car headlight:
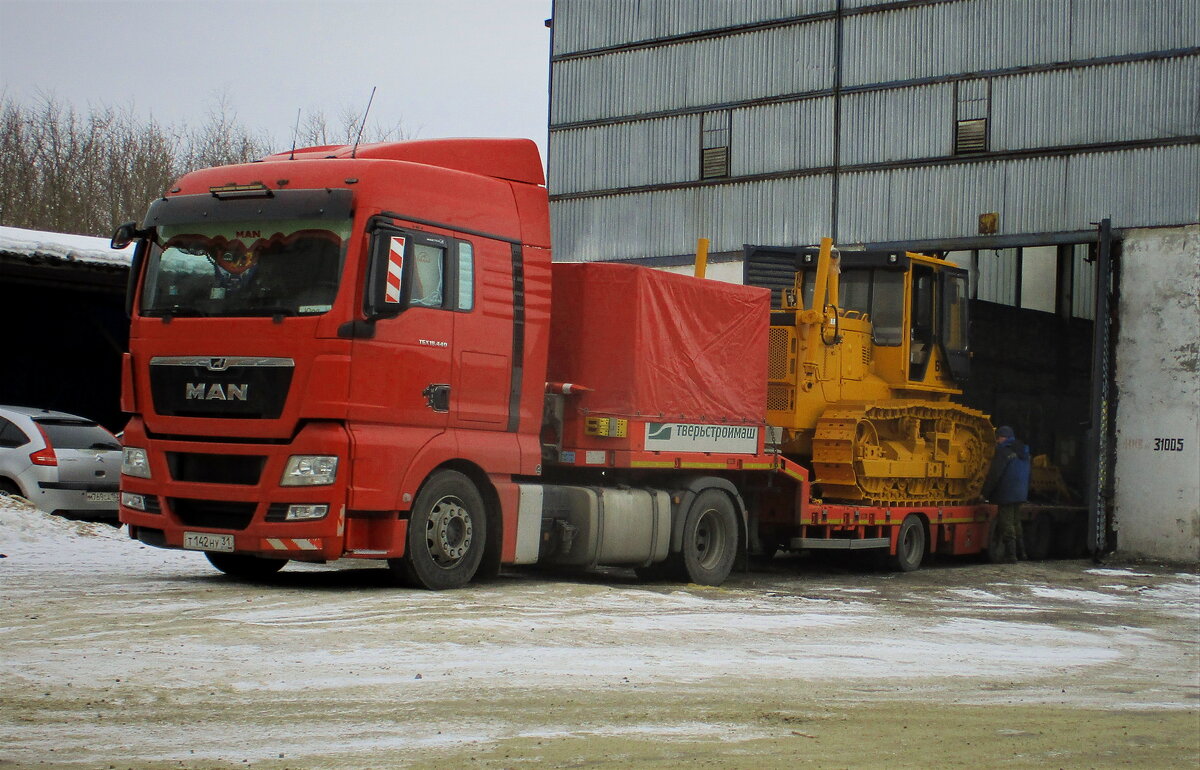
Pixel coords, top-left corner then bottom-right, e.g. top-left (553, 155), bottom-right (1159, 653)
top-left (281, 455), bottom-right (338, 486)
top-left (122, 447), bottom-right (151, 479)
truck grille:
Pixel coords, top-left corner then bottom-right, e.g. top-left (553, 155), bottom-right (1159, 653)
top-left (169, 498), bottom-right (256, 530)
top-left (166, 452), bottom-right (265, 485)
top-left (149, 357), bottom-right (294, 419)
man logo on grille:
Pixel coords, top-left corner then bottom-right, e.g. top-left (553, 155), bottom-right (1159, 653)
top-left (186, 383), bottom-right (249, 401)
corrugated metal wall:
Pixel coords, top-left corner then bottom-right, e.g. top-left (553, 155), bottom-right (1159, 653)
top-left (836, 145), bottom-right (1199, 244)
top-left (551, 21), bottom-right (836, 125)
top-left (551, 0), bottom-right (835, 56)
top-left (548, 0), bottom-right (1200, 261)
top-left (552, 175), bottom-right (834, 262)
top-left (991, 58), bottom-right (1200, 150)
top-left (551, 116), bottom-right (699, 194)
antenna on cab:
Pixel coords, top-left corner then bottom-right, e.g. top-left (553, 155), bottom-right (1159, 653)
top-left (351, 87), bottom-right (377, 159)
top-left (288, 108), bottom-right (302, 160)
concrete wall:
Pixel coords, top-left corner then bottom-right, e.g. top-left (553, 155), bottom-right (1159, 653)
top-left (1113, 225), bottom-right (1200, 563)
top-left (654, 260), bottom-right (744, 285)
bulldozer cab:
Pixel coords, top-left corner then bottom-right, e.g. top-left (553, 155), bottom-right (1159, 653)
top-left (747, 239), bottom-right (991, 505)
top-left (768, 243), bottom-right (971, 394)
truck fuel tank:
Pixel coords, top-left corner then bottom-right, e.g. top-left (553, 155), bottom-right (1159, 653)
top-left (526, 485), bottom-right (672, 568)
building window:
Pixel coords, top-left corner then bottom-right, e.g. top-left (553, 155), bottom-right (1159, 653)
top-left (954, 79), bottom-right (990, 155)
top-left (700, 111), bottom-right (731, 179)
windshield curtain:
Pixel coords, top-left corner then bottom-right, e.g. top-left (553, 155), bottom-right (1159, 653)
top-left (141, 219), bottom-right (350, 317)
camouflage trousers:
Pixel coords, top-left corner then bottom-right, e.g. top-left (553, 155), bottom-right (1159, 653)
top-left (996, 503), bottom-right (1024, 540)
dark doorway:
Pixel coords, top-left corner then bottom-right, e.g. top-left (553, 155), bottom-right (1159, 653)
top-left (0, 262), bottom-right (128, 433)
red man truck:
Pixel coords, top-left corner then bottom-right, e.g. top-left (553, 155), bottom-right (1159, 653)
top-left (112, 138), bottom-right (1014, 589)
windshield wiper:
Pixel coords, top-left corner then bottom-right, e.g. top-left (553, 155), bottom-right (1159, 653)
top-left (145, 306), bottom-right (210, 318)
top-left (240, 306), bottom-right (297, 317)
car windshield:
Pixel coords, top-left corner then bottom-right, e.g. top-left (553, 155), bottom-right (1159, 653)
top-left (36, 419), bottom-right (121, 450)
top-left (141, 219), bottom-right (349, 317)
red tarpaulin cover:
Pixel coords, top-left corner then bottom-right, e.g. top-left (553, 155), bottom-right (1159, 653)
top-left (548, 262), bottom-right (769, 425)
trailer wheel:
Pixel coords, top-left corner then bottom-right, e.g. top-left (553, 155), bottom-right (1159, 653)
top-left (205, 552), bottom-right (288, 579)
top-left (679, 489), bottom-right (738, 586)
top-left (889, 515), bottom-right (926, 572)
top-left (392, 470), bottom-right (485, 590)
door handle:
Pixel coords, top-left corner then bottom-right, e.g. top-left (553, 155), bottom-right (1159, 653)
top-left (422, 384), bottom-right (450, 412)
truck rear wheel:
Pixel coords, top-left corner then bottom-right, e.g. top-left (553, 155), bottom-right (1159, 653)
top-left (679, 489), bottom-right (738, 586)
top-left (888, 515), bottom-right (926, 572)
top-left (392, 470), bottom-right (485, 590)
top-left (205, 552), bottom-right (288, 579)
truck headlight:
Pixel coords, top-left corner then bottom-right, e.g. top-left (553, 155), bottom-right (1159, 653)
top-left (121, 492), bottom-right (147, 511)
top-left (122, 447), bottom-right (151, 479)
top-left (281, 455), bottom-right (338, 486)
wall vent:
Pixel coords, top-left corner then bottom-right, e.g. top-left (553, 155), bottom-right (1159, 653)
top-left (701, 146), bottom-right (729, 179)
top-left (955, 118), bottom-right (988, 154)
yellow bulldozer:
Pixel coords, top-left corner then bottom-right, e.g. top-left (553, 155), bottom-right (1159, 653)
top-left (764, 238), bottom-right (993, 505)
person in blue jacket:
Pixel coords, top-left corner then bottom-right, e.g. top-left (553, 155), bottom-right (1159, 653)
top-left (982, 425), bottom-right (1032, 562)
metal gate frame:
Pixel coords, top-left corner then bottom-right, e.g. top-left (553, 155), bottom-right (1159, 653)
top-left (743, 224), bottom-right (1121, 557)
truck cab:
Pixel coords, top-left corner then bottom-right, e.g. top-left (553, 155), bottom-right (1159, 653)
top-left (116, 139), bottom-right (551, 588)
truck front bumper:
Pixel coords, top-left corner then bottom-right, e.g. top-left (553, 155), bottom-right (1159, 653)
top-left (118, 418), bottom-right (349, 561)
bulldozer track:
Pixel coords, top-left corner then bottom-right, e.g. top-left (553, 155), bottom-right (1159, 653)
top-left (812, 401), bottom-right (993, 506)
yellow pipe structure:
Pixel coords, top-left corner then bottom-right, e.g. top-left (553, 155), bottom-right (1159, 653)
top-left (809, 237), bottom-right (834, 314)
top-left (693, 237), bottom-right (710, 279)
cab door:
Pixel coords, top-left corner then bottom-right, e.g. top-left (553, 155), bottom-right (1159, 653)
top-left (350, 224), bottom-right (454, 431)
top-left (449, 237), bottom-right (514, 430)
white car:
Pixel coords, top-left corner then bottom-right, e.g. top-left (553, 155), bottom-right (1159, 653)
top-left (0, 405), bottom-right (122, 523)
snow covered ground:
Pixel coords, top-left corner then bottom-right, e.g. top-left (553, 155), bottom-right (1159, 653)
top-left (2, 497), bottom-right (1198, 768)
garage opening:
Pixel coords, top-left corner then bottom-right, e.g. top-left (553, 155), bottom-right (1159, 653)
top-left (744, 227), bottom-right (1116, 558)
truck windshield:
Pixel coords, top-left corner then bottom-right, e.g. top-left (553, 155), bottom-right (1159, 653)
top-left (140, 219), bottom-right (350, 317)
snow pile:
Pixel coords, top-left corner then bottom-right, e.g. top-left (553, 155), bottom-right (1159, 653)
top-left (0, 496), bottom-right (204, 579)
top-left (0, 497), bottom-right (122, 544)
top-left (0, 224), bottom-right (134, 267)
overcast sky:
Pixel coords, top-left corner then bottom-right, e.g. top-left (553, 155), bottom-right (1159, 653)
top-left (1, 0), bottom-right (553, 159)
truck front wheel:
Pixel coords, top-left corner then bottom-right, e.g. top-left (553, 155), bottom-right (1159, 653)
top-left (392, 470), bottom-right (485, 590)
top-left (205, 552), bottom-right (288, 579)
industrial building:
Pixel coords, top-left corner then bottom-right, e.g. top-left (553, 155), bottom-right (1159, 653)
top-left (546, 0), bottom-right (1200, 561)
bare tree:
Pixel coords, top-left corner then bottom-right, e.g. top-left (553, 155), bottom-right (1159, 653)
top-left (0, 92), bottom-right (415, 237)
top-left (295, 103), bottom-right (416, 148)
top-left (174, 92), bottom-right (271, 172)
top-left (0, 93), bottom-right (268, 236)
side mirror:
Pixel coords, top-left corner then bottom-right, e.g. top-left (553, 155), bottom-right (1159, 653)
top-left (364, 231), bottom-right (408, 319)
top-left (111, 222), bottom-right (139, 250)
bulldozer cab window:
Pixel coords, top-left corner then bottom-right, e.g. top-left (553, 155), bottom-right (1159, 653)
top-left (840, 270), bottom-right (871, 314)
top-left (940, 269), bottom-right (971, 381)
top-left (872, 271), bottom-right (905, 346)
top-left (838, 268), bottom-right (905, 346)
top-left (909, 265), bottom-right (936, 378)
top-left (942, 272), bottom-right (968, 354)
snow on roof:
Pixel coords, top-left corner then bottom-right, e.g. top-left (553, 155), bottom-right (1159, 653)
top-left (0, 225), bottom-right (134, 268)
